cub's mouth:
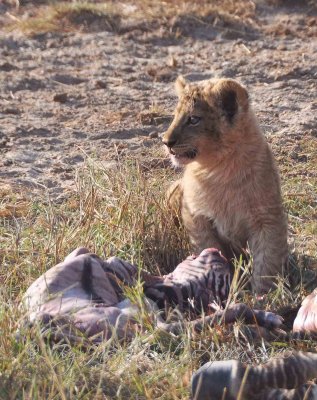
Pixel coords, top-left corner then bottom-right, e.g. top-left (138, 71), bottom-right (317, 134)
top-left (169, 148), bottom-right (198, 160)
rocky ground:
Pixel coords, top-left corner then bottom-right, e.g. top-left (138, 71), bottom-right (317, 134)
top-left (0, 0), bottom-right (316, 200)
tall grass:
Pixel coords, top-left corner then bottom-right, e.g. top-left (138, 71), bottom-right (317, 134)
top-left (0, 157), bottom-right (192, 399)
top-left (0, 155), bottom-right (316, 399)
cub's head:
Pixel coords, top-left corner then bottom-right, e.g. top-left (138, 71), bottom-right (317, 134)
top-left (163, 76), bottom-right (250, 166)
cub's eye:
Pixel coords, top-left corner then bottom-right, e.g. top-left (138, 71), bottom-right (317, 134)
top-left (187, 116), bottom-right (201, 126)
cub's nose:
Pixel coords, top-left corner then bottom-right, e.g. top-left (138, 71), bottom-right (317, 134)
top-left (162, 138), bottom-right (177, 148)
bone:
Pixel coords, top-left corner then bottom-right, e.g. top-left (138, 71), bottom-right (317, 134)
top-left (191, 352), bottom-right (317, 400)
top-left (293, 290), bottom-right (317, 334)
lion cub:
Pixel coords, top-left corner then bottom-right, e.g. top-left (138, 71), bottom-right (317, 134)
top-left (163, 76), bottom-right (288, 294)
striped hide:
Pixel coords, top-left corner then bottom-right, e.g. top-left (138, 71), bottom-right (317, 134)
top-left (144, 248), bottom-right (233, 313)
top-left (192, 351), bottom-right (317, 400)
top-left (22, 247), bottom-right (283, 344)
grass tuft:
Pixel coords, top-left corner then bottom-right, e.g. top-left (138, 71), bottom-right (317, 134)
top-left (11, 2), bottom-right (121, 34)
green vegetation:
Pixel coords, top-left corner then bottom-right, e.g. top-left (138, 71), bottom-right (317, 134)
top-left (0, 149), bottom-right (316, 399)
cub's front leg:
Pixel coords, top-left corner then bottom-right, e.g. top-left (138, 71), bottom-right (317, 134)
top-left (248, 217), bottom-right (288, 294)
top-left (166, 180), bottom-right (232, 258)
top-left (181, 202), bottom-right (232, 259)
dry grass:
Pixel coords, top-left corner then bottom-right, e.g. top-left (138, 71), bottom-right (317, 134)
top-left (9, 2), bottom-right (121, 34)
top-left (0, 150), bottom-right (316, 399)
top-left (265, 0), bottom-right (316, 8)
top-left (5, 0), bottom-right (317, 38)
top-left (280, 136), bottom-right (317, 257)
top-left (7, 0), bottom-right (258, 36)
top-left (0, 156), bottom-right (192, 399)
top-left (127, 0), bottom-right (257, 21)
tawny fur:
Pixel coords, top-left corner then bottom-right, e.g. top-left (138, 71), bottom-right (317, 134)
top-left (163, 77), bottom-right (288, 293)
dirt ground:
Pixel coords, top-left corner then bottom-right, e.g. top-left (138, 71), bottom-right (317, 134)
top-left (0, 0), bottom-right (316, 200)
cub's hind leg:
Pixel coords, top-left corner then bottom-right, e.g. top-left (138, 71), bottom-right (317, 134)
top-left (248, 217), bottom-right (288, 294)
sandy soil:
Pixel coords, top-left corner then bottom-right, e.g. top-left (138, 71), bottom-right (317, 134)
top-left (0, 0), bottom-right (316, 199)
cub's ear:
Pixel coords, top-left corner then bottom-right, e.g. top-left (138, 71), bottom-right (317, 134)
top-left (213, 79), bottom-right (249, 123)
top-left (175, 75), bottom-right (188, 98)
